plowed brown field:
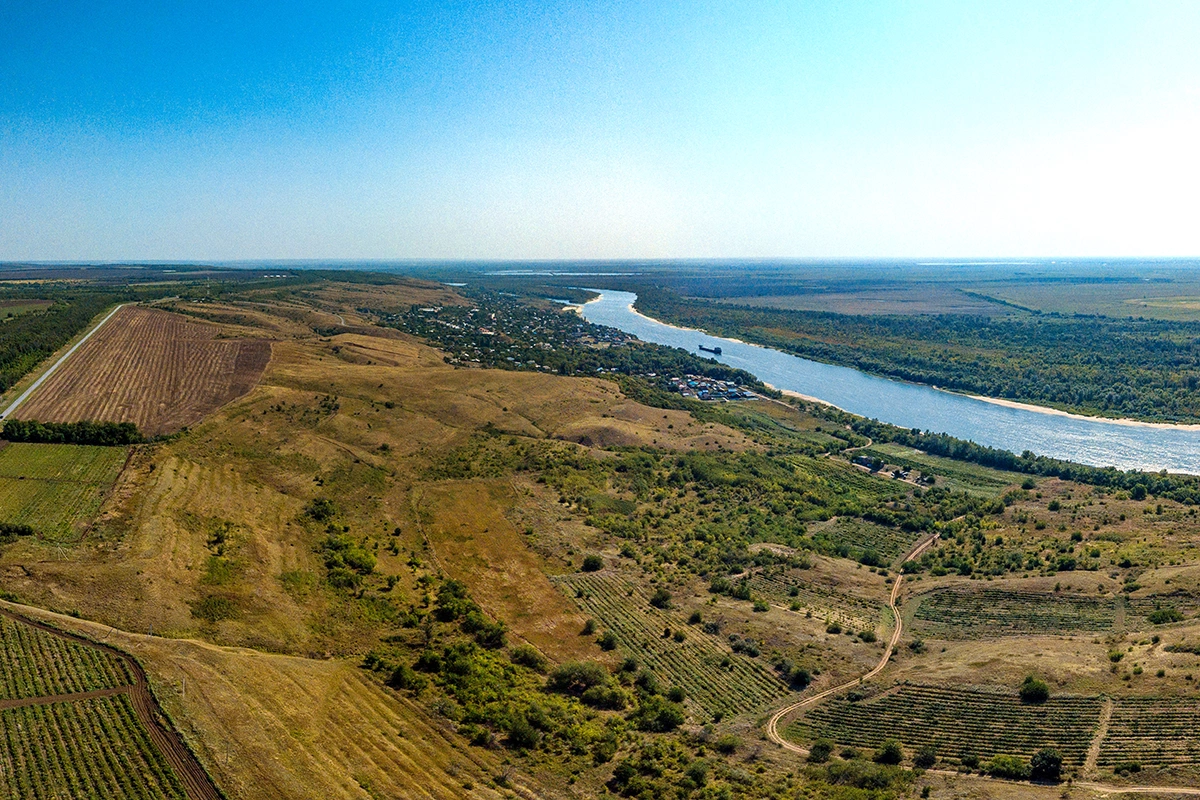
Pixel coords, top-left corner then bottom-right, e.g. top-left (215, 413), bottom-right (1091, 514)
top-left (14, 307), bottom-right (270, 436)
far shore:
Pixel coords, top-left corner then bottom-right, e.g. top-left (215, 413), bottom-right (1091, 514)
top-left (579, 289), bottom-right (1200, 434)
top-left (961, 392), bottom-right (1200, 431)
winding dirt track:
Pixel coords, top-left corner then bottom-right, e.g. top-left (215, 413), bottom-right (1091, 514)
top-left (0, 605), bottom-right (222, 800)
top-left (762, 533), bottom-right (1200, 797)
top-left (765, 531), bottom-right (939, 752)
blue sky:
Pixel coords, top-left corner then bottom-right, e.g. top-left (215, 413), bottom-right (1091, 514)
top-left (2, 1), bottom-right (1199, 260)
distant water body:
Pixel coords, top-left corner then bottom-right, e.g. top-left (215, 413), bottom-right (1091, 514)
top-left (581, 290), bottom-right (1200, 474)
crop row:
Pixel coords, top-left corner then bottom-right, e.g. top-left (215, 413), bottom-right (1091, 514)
top-left (0, 694), bottom-right (187, 799)
top-left (0, 616), bottom-right (131, 700)
top-left (811, 518), bottom-right (918, 562)
top-left (749, 571), bottom-right (880, 631)
top-left (557, 573), bottom-right (791, 717)
top-left (912, 588), bottom-right (1118, 637)
top-left (1127, 593), bottom-right (1200, 620)
top-left (1098, 697), bottom-right (1200, 766)
top-left (0, 444), bottom-right (127, 484)
top-left (787, 684), bottom-right (1102, 765)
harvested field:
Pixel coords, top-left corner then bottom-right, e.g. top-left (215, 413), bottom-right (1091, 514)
top-left (14, 307), bottom-right (270, 436)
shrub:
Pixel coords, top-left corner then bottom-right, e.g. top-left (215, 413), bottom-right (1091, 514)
top-left (1029, 748), bottom-right (1062, 782)
top-left (913, 745), bottom-right (936, 769)
top-left (986, 754), bottom-right (1029, 780)
top-left (714, 734), bottom-right (741, 754)
top-left (1019, 675), bottom-right (1050, 704)
top-left (808, 740), bottom-right (833, 763)
top-left (1149, 608), bottom-right (1184, 624)
top-left (684, 760), bottom-right (709, 787)
top-left (753, 600), bottom-right (770, 612)
top-left (649, 588), bottom-right (672, 609)
top-left (581, 618), bottom-right (596, 635)
top-left (859, 630), bottom-right (877, 643)
top-left (632, 695), bottom-right (685, 732)
top-left (788, 667), bottom-right (813, 689)
top-left (414, 650), bottom-right (442, 672)
top-left (305, 497), bottom-right (336, 521)
top-left (190, 595), bottom-right (237, 622)
top-left (874, 738), bottom-right (903, 765)
top-left (387, 664), bottom-right (427, 692)
top-left (581, 554), bottom-right (604, 572)
top-left (820, 760), bottom-right (906, 790)
top-left (581, 684), bottom-right (628, 710)
top-left (547, 661), bottom-right (609, 695)
top-left (504, 715), bottom-right (540, 750)
top-left (509, 644), bottom-right (548, 672)
top-left (597, 631), bottom-right (618, 650)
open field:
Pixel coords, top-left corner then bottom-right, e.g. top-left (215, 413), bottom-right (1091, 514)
top-left (715, 285), bottom-right (1011, 316)
top-left (0, 299), bottom-right (53, 318)
top-left (969, 278), bottom-right (1200, 321)
top-left (417, 478), bottom-right (597, 663)
top-left (13, 307), bottom-right (271, 436)
top-left (786, 683), bottom-right (1104, 767)
top-left (0, 443), bottom-right (127, 542)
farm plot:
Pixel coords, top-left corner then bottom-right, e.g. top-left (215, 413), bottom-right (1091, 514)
top-left (1127, 593), bottom-right (1200, 625)
top-left (787, 684), bottom-right (1103, 766)
top-left (555, 572), bottom-right (792, 717)
top-left (749, 570), bottom-right (882, 632)
top-left (13, 307), bottom-right (271, 436)
top-left (860, 444), bottom-right (1018, 496)
top-left (1097, 697), bottom-right (1200, 768)
top-left (911, 587), bottom-right (1119, 638)
top-left (0, 614), bottom-right (130, 700)
top-left (807, 517), bottom-right (921, 564)
top-left (0, 694), bottom-right (187, 799)
top-left (0, 444), bottom-right (127, 542)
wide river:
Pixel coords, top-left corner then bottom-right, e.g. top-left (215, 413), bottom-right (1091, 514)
top-left (580, 290), bottom-right (1200, 474)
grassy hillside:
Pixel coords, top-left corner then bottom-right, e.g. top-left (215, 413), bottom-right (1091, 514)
top-left (3, 273), bottom-right (1200, 796)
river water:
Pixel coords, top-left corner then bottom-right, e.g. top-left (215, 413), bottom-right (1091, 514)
top-left (580, 290), bottom-right (1200, 474)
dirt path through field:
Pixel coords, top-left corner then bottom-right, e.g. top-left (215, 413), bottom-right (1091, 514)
top-left (0, 604), bottom-right (222, 800)
top-left (765, 531), bottom-right (939, 752)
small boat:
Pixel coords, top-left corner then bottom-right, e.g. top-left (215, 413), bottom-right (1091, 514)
top-left (698, 344), bottom-right (722, 356)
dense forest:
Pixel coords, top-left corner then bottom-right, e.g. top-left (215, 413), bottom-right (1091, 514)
top-left (636, 288), bottom-right (1200, 423)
